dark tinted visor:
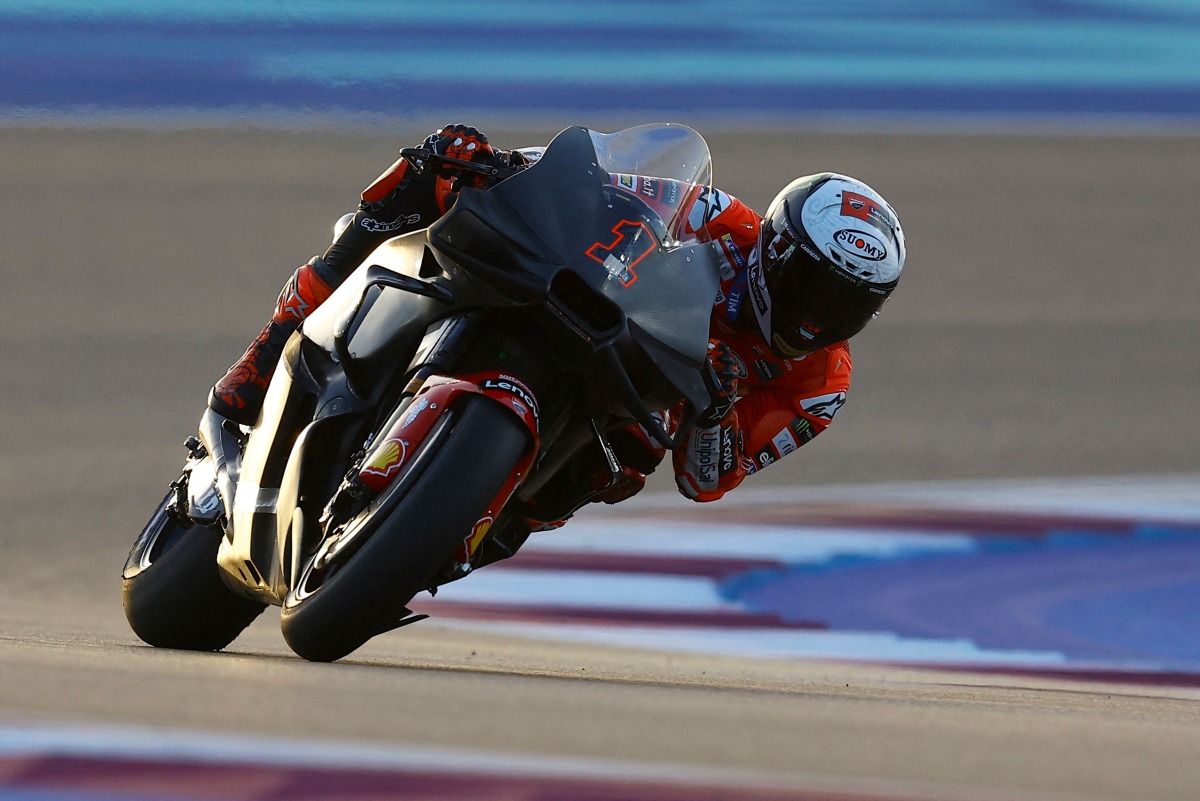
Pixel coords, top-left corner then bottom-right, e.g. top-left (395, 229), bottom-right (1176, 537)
top-left (765, 243), bottom-right (894, 355)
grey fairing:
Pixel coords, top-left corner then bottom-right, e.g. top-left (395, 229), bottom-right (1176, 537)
top-left (215, 232), bottom-right (479, 603)
top-left (301, 229), bottom-right (490, 370)
top-left (216, 358), bottom-right (298, 602)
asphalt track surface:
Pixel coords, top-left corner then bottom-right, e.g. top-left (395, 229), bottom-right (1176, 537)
top-left (2, 125), bottom-right (1200, 800)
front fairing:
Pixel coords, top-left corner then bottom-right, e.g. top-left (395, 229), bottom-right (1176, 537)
top-left (430, 124), bottom-right (722, 373)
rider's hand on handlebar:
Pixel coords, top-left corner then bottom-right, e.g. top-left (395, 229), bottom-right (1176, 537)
top-left (695, 340), bottom-right (740, 427)
top-left (420, 124), bottom-right (496, 187)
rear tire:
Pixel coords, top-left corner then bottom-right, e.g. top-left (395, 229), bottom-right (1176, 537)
top-left (122, 491), bottom-right (266, 651)
top-left (280, 395), bottom-right (529, 662)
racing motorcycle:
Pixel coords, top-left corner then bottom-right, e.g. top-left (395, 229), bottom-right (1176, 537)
top-left (122, 124), bottom-right (724, 662)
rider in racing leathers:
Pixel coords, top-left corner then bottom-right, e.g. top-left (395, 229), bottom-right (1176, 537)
top-left (203, 124), bottom-right (906, 509)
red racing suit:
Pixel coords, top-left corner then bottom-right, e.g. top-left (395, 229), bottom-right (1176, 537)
top-left (627, 177), bottom-right (853, 502)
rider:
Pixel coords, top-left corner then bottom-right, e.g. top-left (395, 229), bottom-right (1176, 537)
top-left (205, 124), bottom-right (905, 505)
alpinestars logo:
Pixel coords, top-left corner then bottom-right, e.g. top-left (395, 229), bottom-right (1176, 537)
top-left (800, 391), bottom-right (846, 421)
top-left (360, 213), bottom-right (422, 233)
top-left (279, 281), bottom-right (310, 321)
top-left (687, 187), bottom-right (731, 232)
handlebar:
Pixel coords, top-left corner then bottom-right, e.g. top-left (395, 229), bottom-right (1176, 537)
top-left (398, 147), bottom-right (523, 185)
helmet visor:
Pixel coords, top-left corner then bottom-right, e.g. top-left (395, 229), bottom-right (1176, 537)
top-left (766, 251), bottom-right (893, 355)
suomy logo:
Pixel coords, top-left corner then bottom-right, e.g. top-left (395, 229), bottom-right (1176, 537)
top-left (833, 229), bottom-right (887, 262)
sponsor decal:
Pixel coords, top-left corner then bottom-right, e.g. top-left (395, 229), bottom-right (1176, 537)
top-left (692, 426), bottom-right (721, 488)
top-left (713, 289), bottom-right (726, 307)
top-left (741, 455), bottom-right (758, 475)
top-left (361, 437), bottom-right (409, 480)
top-left (772, 427), bottom-right (799, 458)
top-left (833, 229), bottom-right (887, 262)
top-left (617, 173), bottom-right (637, 191)
top-left (773, 332), bottom-right (811, 357)
top-left (789, 416), bottom-right (816, 444)
top-left (719, 233), bottom-right (747, 274)
top-left (753, 357), bottom-right (777, 382)
top-left (720, 425), bottom-right (736, 473)
top-left (401, 397), bottom-right (431, 429)
top-left (360, 212), bottom-right (422, 233)
top-left (839, 191), bottom-right (896, 237)
top-left (799, 241), bottom-right (823, 262)
top-left (466, 515), bottom-right (494, 554)
top-left (632, 176), bottom-right (684, 206)
top-left (482, 375), bottom-right (540, 419)
top-left (663, 179), bottom-right (681, 206)
top-left (800, 391), bottom-right (847, 421)
top-left (748, 257), bottom-right (770, 318)
top-left (745, 252), bottom-right (773, 342)
top-left (726, 289), bottom-right (744, 321)
top-left (724, 272), bottom-right (748, 321)
top-left (755, 446), bottom-right (776, 468)
top-left (840, 190), bottom-right (882, 222)
top-left (511, 399), bottom-right (527, 417)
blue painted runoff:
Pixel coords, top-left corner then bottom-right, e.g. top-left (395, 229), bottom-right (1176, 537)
top-left (3, 1), bottom-right (1200, 123)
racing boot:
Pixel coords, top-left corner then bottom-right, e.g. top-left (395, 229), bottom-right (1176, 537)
top-left (208, 256), bottom-right (338, 425)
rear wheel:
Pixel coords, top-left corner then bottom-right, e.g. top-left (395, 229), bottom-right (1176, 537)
top-left (122, 489), bottom-right (266, 651)
top-left (280, 395), bottom-right (530, 662)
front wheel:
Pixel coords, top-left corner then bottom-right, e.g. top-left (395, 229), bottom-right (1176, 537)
top-left (122, 489), bottom-right (266, 651)
top-left (280, 395), bottom-right (530, 662)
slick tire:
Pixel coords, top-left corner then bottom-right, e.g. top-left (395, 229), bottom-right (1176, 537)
top-left (280, 395), bottom-right (529, 663)
top-left (122, 493), bottom-right (266, 651)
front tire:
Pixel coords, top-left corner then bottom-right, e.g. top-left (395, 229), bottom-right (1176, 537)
top-left (280, 395), bottom-right (530, 662)
top-left (122, 490), bottom-right (266, 651)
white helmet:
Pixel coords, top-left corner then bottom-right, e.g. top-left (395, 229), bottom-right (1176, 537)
top-left (749, 173), bottom-right (905, 357)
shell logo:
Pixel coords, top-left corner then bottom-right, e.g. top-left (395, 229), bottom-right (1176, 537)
top-left (361, 437), bottom-right (408, 479)
top-left (467, 515), bottom-right (494, 553)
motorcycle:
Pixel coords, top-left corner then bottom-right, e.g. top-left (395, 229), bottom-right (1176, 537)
top-left (122, 123), bottom-right (724, 662)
